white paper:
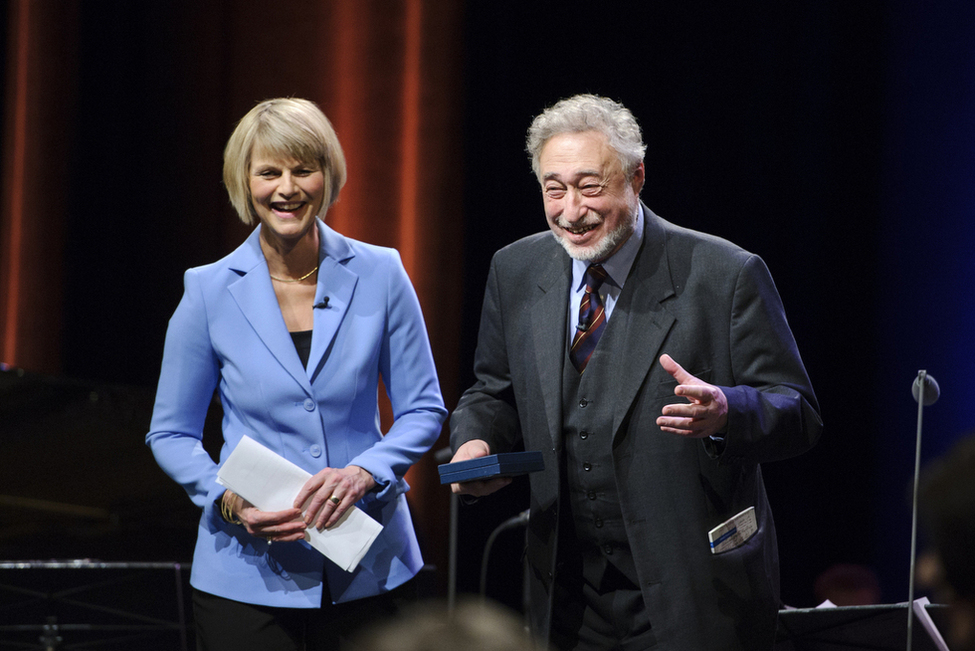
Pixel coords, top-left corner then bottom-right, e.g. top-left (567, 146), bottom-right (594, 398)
top-left (913, 597), bottom-right (950, 651)
top-left (708, 506), bottom-right (757, 554)
top-left (217, 435), bottom-right (382, 572)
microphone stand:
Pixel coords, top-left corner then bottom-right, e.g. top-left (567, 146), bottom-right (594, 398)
top-left (907, 370), bottom-right (937, 651)
top-left (433, 447), bottom-right (458, 613)
top-left (479, 510), bottom-right (530, 598)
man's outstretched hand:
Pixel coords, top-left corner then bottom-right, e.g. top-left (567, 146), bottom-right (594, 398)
top-left (656, 354), bottom-right (729, 439)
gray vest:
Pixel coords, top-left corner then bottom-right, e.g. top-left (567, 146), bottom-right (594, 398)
top-left (560, 341), bottom-right (639, 590)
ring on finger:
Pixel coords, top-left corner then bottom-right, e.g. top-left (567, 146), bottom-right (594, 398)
top-left (329, 495), bottom-right (341, 505)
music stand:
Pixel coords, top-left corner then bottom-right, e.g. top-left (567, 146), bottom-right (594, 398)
top-left (0, 560), bottom-right (191, 650)
top-left (775, 601), bottom-right (950, 651)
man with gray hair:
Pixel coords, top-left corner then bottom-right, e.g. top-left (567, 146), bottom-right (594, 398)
top-left (449, 94), bottom-right (822, 650)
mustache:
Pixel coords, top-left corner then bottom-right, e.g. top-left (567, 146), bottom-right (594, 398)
top-left (555, 214), bottom-right (601, 231)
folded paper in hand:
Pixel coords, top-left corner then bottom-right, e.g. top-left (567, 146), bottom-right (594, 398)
top-left (217, 435), bottom-right (382, 572)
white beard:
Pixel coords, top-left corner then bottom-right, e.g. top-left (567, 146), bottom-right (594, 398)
top-left (552, 212), bottom-right (635, 262)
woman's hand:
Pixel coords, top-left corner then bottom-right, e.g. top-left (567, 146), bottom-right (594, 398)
top-left (293, 465), bottom-right (377, 531)
top-left (222, 490), bottom-right (306, 543)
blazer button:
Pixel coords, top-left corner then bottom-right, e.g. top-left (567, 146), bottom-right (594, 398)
top-left (604, 544), bottom-right (614, 555)
top-left (309, 445), bottom-right (322, 458)
top-left (595, 518), bottom-right (603, 528)
top-left (587, 491), bottom-right (596, 501)
top-left (303, 398), bottom-right (316, 412)
top-left (579, 431), bottom-right (589, 440)
top-left (579, 398), bottom-right (589, 408)
top-left (583, 462), bottom-right (592, 471)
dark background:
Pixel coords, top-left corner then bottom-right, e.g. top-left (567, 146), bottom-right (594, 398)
top-left (3, 0), bottom-right (975, 619)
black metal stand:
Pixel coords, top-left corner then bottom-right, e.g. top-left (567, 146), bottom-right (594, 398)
top-left (0, 560), bottom-right (191, 650)
top-left (775, 601), bottom-right (950, 650)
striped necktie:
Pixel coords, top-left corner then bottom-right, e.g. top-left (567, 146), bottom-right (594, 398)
top-left (569, 264), bottom-right (609, 373)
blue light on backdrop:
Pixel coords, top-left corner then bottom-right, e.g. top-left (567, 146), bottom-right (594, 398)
top-left (876, 0), bottom-right (975, 599)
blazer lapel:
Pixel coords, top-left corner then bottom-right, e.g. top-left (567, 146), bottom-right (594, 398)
top-left (307, 222), bottom-right (357, 381)
top-left (610, 207), bottom-right (676, 439)
top-left (227, 228), bottom-right (312, 392)
top-left (531, 245), bottom-right (571, 449)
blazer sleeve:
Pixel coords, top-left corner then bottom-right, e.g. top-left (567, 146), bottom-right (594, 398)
top-left (346, 250), bottom-right (447, 500)
top-left (449, 253), bottom-right (522, 454)
top-left (145, 268), bottom-right (224, 516)
top-left (711, 254), bottom-right (823, 464)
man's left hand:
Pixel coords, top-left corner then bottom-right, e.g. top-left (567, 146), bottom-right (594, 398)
top-left (656, 354), bottom-right (729, 439)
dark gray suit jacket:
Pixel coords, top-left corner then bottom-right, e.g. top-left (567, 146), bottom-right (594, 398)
top-left (450, 206), bottom-right (822, 649)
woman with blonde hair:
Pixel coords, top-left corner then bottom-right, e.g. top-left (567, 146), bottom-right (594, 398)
top-left (147, 98), bottom-right (446, 650)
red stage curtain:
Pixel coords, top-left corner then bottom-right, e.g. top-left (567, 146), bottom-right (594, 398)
top-left (0, 1), bottom-right (79, 373)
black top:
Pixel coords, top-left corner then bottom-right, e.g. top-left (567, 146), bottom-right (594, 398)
top-left (290, 330), bottom-right (312, 368)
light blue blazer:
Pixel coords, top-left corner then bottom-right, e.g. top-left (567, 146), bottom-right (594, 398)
top-left (146, 219), bottom-right (446, 608)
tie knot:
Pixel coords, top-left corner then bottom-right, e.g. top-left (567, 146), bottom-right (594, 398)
top-left (585, 264), bottom-right (609, 291)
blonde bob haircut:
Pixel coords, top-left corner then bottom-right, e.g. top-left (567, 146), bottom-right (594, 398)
top-left (223, 98), bottom-right (347, 225)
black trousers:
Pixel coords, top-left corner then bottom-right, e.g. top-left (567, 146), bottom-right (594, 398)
top-left (549, 554), bottom-right (656, 651)
top-left (192, 580), bottom-right (417, 651)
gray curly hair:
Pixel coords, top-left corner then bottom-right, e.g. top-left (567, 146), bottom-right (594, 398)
top-left (526, 94), bottom-right (646, 181)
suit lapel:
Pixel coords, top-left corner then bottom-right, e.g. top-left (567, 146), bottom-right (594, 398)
top-left (531, 245), bottom-right (571, 449)
top-left (227, 228), bottom-right (312, 392)
top-left (226, 221), bottom-right (359, 394)
top-left (609, 207), bottom-right (676, 439)
top-left (307, 222), bottom-right (357, 381)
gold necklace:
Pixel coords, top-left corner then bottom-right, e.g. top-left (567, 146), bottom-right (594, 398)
top-left (269, 264), bottom-right (319, 283)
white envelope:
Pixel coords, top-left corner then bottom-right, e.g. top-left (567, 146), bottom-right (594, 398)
top-left (217, 435), bottom-right (382, 572)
